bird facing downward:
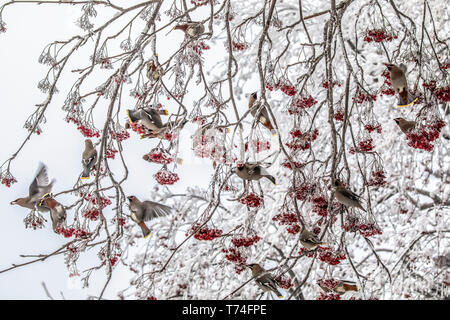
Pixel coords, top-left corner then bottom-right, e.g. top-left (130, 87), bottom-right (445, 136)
top-left (333, 179), bottom-right (366, 212)
top-left (235, 163), bottom-right (276, 185)
top-left (386, 64), bottom-right (416, 106)
top-left (81, 139), bottom-right (98, 180)
top-left (174, 22), bottom-right (205, 38)
top-left (38, 193), bottom-right (67, 233)
top-left (127, 195), bottom-right (173, 238)
top-left (300, 228), bottom-right (327, 251)
top-left (10, 162), bottom-right (55, 211)
top-left (246, 263), bottom-right (283, 298)
top-left (248, 92), bottom-right (276, 135)
top-left (394, 117), bottom-right (415, 134)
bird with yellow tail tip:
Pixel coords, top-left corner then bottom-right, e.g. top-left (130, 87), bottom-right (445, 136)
top-left (10, 162), bottom-right (55, 212)
top-left (127, 195), bottom-right (173, 239)
top-left (235, 162), bottom-right (276, 185)
top-left (318, 279), bottom-right (359, 294)
top-left (248, 92), bottom-right (277, 136)
top-left (385, 64), bottom-right (418, 107)
top-left (394, 117), bottom-right (415, 134)
top-left (81, 139), bottom-right (97, 180)
top-left (126, 107), bottom-right (169, 138)
top-left (246, 263), bottom-right (283, 299)
top-left (300, 227), bottom-right (327, 250)
top-left (38, 193), bottom-right (67, 234)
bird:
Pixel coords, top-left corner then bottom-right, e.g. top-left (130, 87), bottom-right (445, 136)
top-left (248, 92), bottom-right (276, 135)
top-left (10, 162), bottom-right (55, 211)
top-left (173, 22), bottom-right (205, 38)
top-left (146, 60), bottom-right (160, 81)
top-left (394, 117), bottom-right (415, 134)
top-left (38, 193), bottom-right (67, 233)
top-left (333, 179), bottom-right (366, 212)
top-left (235, 162), bottom-right (276, 184)
top-left (300, 228), bottom-right (327, 250)
top-left (318, 280), bottom-right (359, 294)
top-left (127, 195), bottom-right (173, 238)
top-left (386, 64), bottom-right (417, 107)
top-left (143, 118), bottom-right (188, 139)
top-left (246, 263), bottom-right (283, 298)
top-left (81, 139), bottom-right (98, 180)
top-left (126, 107), bottom-right (168, 137)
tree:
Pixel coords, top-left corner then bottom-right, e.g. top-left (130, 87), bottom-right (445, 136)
top-left (0, 0), bottom-right (448, 300)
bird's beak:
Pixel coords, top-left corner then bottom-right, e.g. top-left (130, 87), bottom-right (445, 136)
top-left (10, 201), bottom-right (16, 205)
top-left (127, 196), bottom-right (132, 201)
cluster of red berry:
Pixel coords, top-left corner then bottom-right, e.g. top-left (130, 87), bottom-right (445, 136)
top-left (275, 276), bottom-right (293, 289)
top-left (110, 130), bottom-right (130, 142)
top-left (272, 212), bottom-right (298, 225)
top-left (231, 41), bottom-right (248, 51)
top-left (105, 148), bottom-right (118, 159)
top-left (321, 81), bottom-right (342, 89)
top-left (83, 208), bottom-right (100, 221)
top-left (350, 138), bottom-right (374, 154)
top-left (367, 170), bottom-right (387, 187)
top-left (112, 217), bottom-right (127, 226)
top-left (281, 160), bottom-right (304, 170)
top-left (191, 224), bottom-right (223, 241)
top-left (147, 296), bottom-right (157, 300)
top-left (342, 216), bottom-right (382, 238)
top-left (312, 196), bottom-right (329, 217)
top-left (298, 247), bottom-right (315, 258)
top-left (287, 96), bottom-right (318, 114)
top-left (363, 29), bottom-right (397, 42)
top-left (422, 81), bottom-right (450, 102)
top-left (287, 224), bottom-right (301, 234)
top-left (154, 170), bottom-right (180, 185)
top-left (143, 151), bottom-right (174, 164)
top-left (84, 193), bottom-right (112, 208)
top-left (221, 247), bottom-right (247, 274)
top-left (285, 128), bottom-right (319, 151)
top-left (280, 84), bottom-right (297, 96)
top-left (290, 183), bottom-right (315, 201)
top-left (317, 278), bottom-right (340, 290)
top-left (364, 124), bottom-right (382, 134)
top-left (190, 0), bottom-right (209, 6)
top-left (353, 92), bottom-right (377, 104)
top-left (1, 174), bottom-right (17, 188)
top-left (24, 214), bottom-right (45, 230)
top-left (252, 140), bottom-right (270, 153)
top-left (192, 41), bottom-right (210, 56)
top-left (231, 235), bottom-right (261, 248)
top-left (333, 111), bottom-right (344, 122)
top-left (77, 124), bottom-right (101, 138)
top-left (192, 115), bottom-right (206, 125)
top-left (316, 292), bottom-right (341, 300)
top-left (406, 119), bottom-right (445, 152)
top-left (100, 59), bottom-right (112, 69)
top-left (317, 247), bottom-right (346, 265)
top-left (129, 122), bottom-right (147, 135)
top-left (239, 193), bottom-right (262, 208)
top-left (56, 227), bottom-right (90, 239)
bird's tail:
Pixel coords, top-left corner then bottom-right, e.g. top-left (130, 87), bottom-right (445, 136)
top-left (138, 221), bottom-right (152, 239)
top-left (343, 283), bottom-right (359, 292)
top-left (81, 168), bottom-right (90, 180)
top-left (398, 91), bottom-right (418, 108)
top-left (266, 175), bottom-right (276, 185)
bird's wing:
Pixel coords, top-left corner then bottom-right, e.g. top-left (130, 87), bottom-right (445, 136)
top-left (142, 201), bottom-right (172, 221)
top-left (340, 188), bottom-right (361, 201)
top-left (29, 163), bottom-right (49, 197)
top-left (127, 109), bottom-right (142, 123)
top-left (143, 109), bottom-right (163, 128)
top-left (83, 149), bottom-right (97, 165)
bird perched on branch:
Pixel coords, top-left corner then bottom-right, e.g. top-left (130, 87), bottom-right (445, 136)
top-left (38, 193), bottom-right (66, 233)
top-left (394, 117), bottom-right (415, 134)
top-left (300, 228), bottom-right (327, 250)
top-left (248, 92), bottom-right (276, 135)
top-left (235, 162), bottom-right (276, 184)
top-left (246, 263), bottom-right (283, 298)
top-left (333, 179), bottom-right (366, 212)
top-left (146, 60), bottom-right (160, 81)
top-left (81, 139), bottom-right (97, 180)
top-left (144, 118), bottom-right (188, 140)
top-left (127, 195), bottom-right (173, 238)
top-left (126, 107), bottom-right (169, 137)
top-left (319, 280), bottom-right (359, 294)
top-left (386, 64), bottom-right (418, 107)
top-left (10, 162), bottom-right (55, 211)
top-left (173, 21), bottom-right (205, 38)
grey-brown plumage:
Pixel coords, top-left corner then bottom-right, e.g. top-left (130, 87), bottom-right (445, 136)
top-left (386, 64), bottom-right (415, 106)
top-left (126, 107), bottom-right (168, 133)
top-left (333, 180), bottom-right (366, 212)
top-left (235, 163), bottom-right (276, 184)
top-left (434, 253), bottom-right (450, 268)
top-left (81, 139), bottom-right (97, 179)
top-left (319, 280), bottom-right (359, 294)
top-left (300, 228), bottom-right (326, 250)
top-left (174, 22), bottom-right (205, 38)
top-left (146, 60), bottom-right (160, 81)
top-left (247, 263), bottom-right (283, 298)
top-left (248, 92), bottom-right (276, 135)
top-left (10, 162), bottom-right (55, 211)
top-left (39, 194), bottom-right (67, 233)
top-left (142, 118), bottom-right (188, 139)
top-left (394, 117), bottom-right (415, 134)
top-left (127, 195), bottom-right (173, 238)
